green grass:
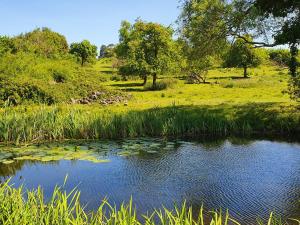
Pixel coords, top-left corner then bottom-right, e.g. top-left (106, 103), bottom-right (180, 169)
top-left (0, 180), bottom-right (297, 225)
top-left (0, 53), bottom-right (110, 104)
top-left (0, 102), bottom-right (299, 144)
top-left (0, 59), bottom-right (299, 143)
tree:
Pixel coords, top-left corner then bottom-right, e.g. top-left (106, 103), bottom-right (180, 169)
top-left (99, 44), bottom-right (115, 58)
top-left (116, 20), bottom-right (178, 88)
top-left (12, 27), bottom-right (69, 58)
top-left (178, 0), bottom-right (230, 83)
top-left (179, 0), bottom-right (299, 97)
top-left (70, 40), bottom-right (97, 66)
top-left (224, 36), bottom-right (261, 77)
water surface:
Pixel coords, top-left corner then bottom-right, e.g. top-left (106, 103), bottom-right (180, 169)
top-left (0, 138), bottom-right (299, 224)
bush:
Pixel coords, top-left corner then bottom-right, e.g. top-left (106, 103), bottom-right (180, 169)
top-left (144, 78), bottom-right (178, 91)
top-left (0, 78), bottom-right (55, 106)
top-left (52, 71), bottom-right (67, 83)
top-left (268, 49), bottom-right (291, 66)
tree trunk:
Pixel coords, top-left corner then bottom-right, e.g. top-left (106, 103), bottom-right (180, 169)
top-left (289, 43), bottom-right (298, 77)
top-left (142, 75), bottom-right (147, 86)
top-left (152, 73), bottom-right (157, 88)
top-left (81, 57), bottom-right (84, 66)
top-left (243, 66), bottom-right (248, 78)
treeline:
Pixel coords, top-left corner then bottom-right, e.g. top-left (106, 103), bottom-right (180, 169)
top-left (112, 0), bottom-right (299, 99)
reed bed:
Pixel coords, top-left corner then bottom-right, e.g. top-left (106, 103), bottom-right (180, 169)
top-left (0, 103), bottom-right (299, 144)
top-left (0, 179), bottom-right (298, 225)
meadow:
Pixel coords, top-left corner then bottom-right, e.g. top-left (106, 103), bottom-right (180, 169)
top-left (1, 59), bottom-right (299, 144)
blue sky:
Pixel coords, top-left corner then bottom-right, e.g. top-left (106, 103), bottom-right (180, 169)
top-left (0, 0), bottom-right (180, 47)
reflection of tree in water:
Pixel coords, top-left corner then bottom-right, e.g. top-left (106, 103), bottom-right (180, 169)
top-left (193, 137), bottom-right (256, 150)
top-left (228, 137), bottom-right (254, 147)
top-left (193, 137), bottom-right (227, 150)
top-left (0, 160), bottom-right (26, 178)
top-left (0, 160), bottom-right (59, 180)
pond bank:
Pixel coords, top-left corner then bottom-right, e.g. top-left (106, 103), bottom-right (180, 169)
top-left (0, 102), bottom-right (299, 144)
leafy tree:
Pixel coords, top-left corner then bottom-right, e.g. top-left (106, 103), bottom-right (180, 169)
top-left (99, 44), bottom-right (115, 58)
top-left (12, 27), bottom-right (69, 58)
top-left (116, 20), bottom-right (178, 88)
top-left (224, 36), bottom-right (261, 77)
top-left (70, 40), bottom-right (97, 66)
top-left (178, 0), bottom-right (230, 83)
top-left (179, 0), bottom-right (229, 58)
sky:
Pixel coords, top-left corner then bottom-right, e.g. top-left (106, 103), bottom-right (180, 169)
top-left (0, 0), bottom-right (180, 46)
top-left (0, 0), bottom-right (180, 47)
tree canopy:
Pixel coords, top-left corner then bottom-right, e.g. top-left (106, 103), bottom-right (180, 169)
top-left (179, 0), bottom-right (299, 99)
top-left (224, 36), bottom-right (262, 77)
top-left (99, 44), bottom-right (115, 58)
top-left (70, 40), bottom-right (97, 66)
top-left (116, 20), bottom-right (179, 87)
top-left (13, 27), bottom-right (69, 58)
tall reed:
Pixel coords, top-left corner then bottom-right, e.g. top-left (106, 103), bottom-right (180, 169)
top-left (0, 103), bottom-right (299, 144)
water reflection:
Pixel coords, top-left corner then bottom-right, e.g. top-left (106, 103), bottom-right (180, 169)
top-left (0, 138), bottom-right (299, 224)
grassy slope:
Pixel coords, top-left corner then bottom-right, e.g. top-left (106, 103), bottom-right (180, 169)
top-left (0, 53), bottom-right (109, 103)
top-left (0, 59), bottom-right (299, 143)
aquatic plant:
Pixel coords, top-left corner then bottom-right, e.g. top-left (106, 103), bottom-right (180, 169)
top-left (0, 180), bottom-right (298, 225)
top-left (0, 102), bottom-right (299, 144)
top-left (0, 143), bottom-right (110, 164)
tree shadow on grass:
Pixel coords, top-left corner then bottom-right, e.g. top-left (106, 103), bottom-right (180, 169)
top-left (110, 82), bottom-right (144, 88)
top-left (210, 76), bottom-right (249, 80)
top-left (100, 71), bottom-right (115, 75)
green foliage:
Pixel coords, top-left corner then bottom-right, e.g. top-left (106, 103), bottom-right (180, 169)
top-left (116, 20), bottom-right (180, 87)
top-left (0, 52), bottom-right (107, 103)
top-left (12, 27), bottom-right (69, 58)
top-left (253, 0), bottom-right (300, 46)
top-left (268, 49), bottom-right (291, 66)
top-left (179, 0), bottom-right (229, 59)
top-left (52, 70), bottom-right (67, 83)
top-left (70, 40), bottom-right (97, 66)
top-left (287, 75), bottom-right (300, 101)
top-left (99, 44), bottom-right (115, 58)
top-left (0, 36), bottom-right (15, 56)
top-left (0, 102), bottom-right (299, 144)
top-left (178, 0), bottom-right (230, 82)
top-left (224, 36), bottom-right (262, 77)
top-left (0, 78), bottom-right (55, 106)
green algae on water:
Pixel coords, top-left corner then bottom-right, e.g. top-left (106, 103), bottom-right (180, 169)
top-left (0, 144), bottom-right (110, 164)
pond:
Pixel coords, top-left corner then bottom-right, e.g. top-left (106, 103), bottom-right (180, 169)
top-left (0, 138), bottom-right (300, 224)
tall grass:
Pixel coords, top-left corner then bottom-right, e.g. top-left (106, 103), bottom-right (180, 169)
top-left (0, 103), bottom-right (299, 144)
top-left (0, 180), bottom-right (297, 225)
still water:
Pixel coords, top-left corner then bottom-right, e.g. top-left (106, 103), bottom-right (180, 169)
top-left (0, 138), bottom-right (299, 224)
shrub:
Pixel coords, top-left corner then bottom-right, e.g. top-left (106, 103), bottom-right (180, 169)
top-left (268, 49), bottom-right (291, 66)
top-left (52, 71), bottom-right (67, 83)
top-left (0, 78), bottom-right (55, 106)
